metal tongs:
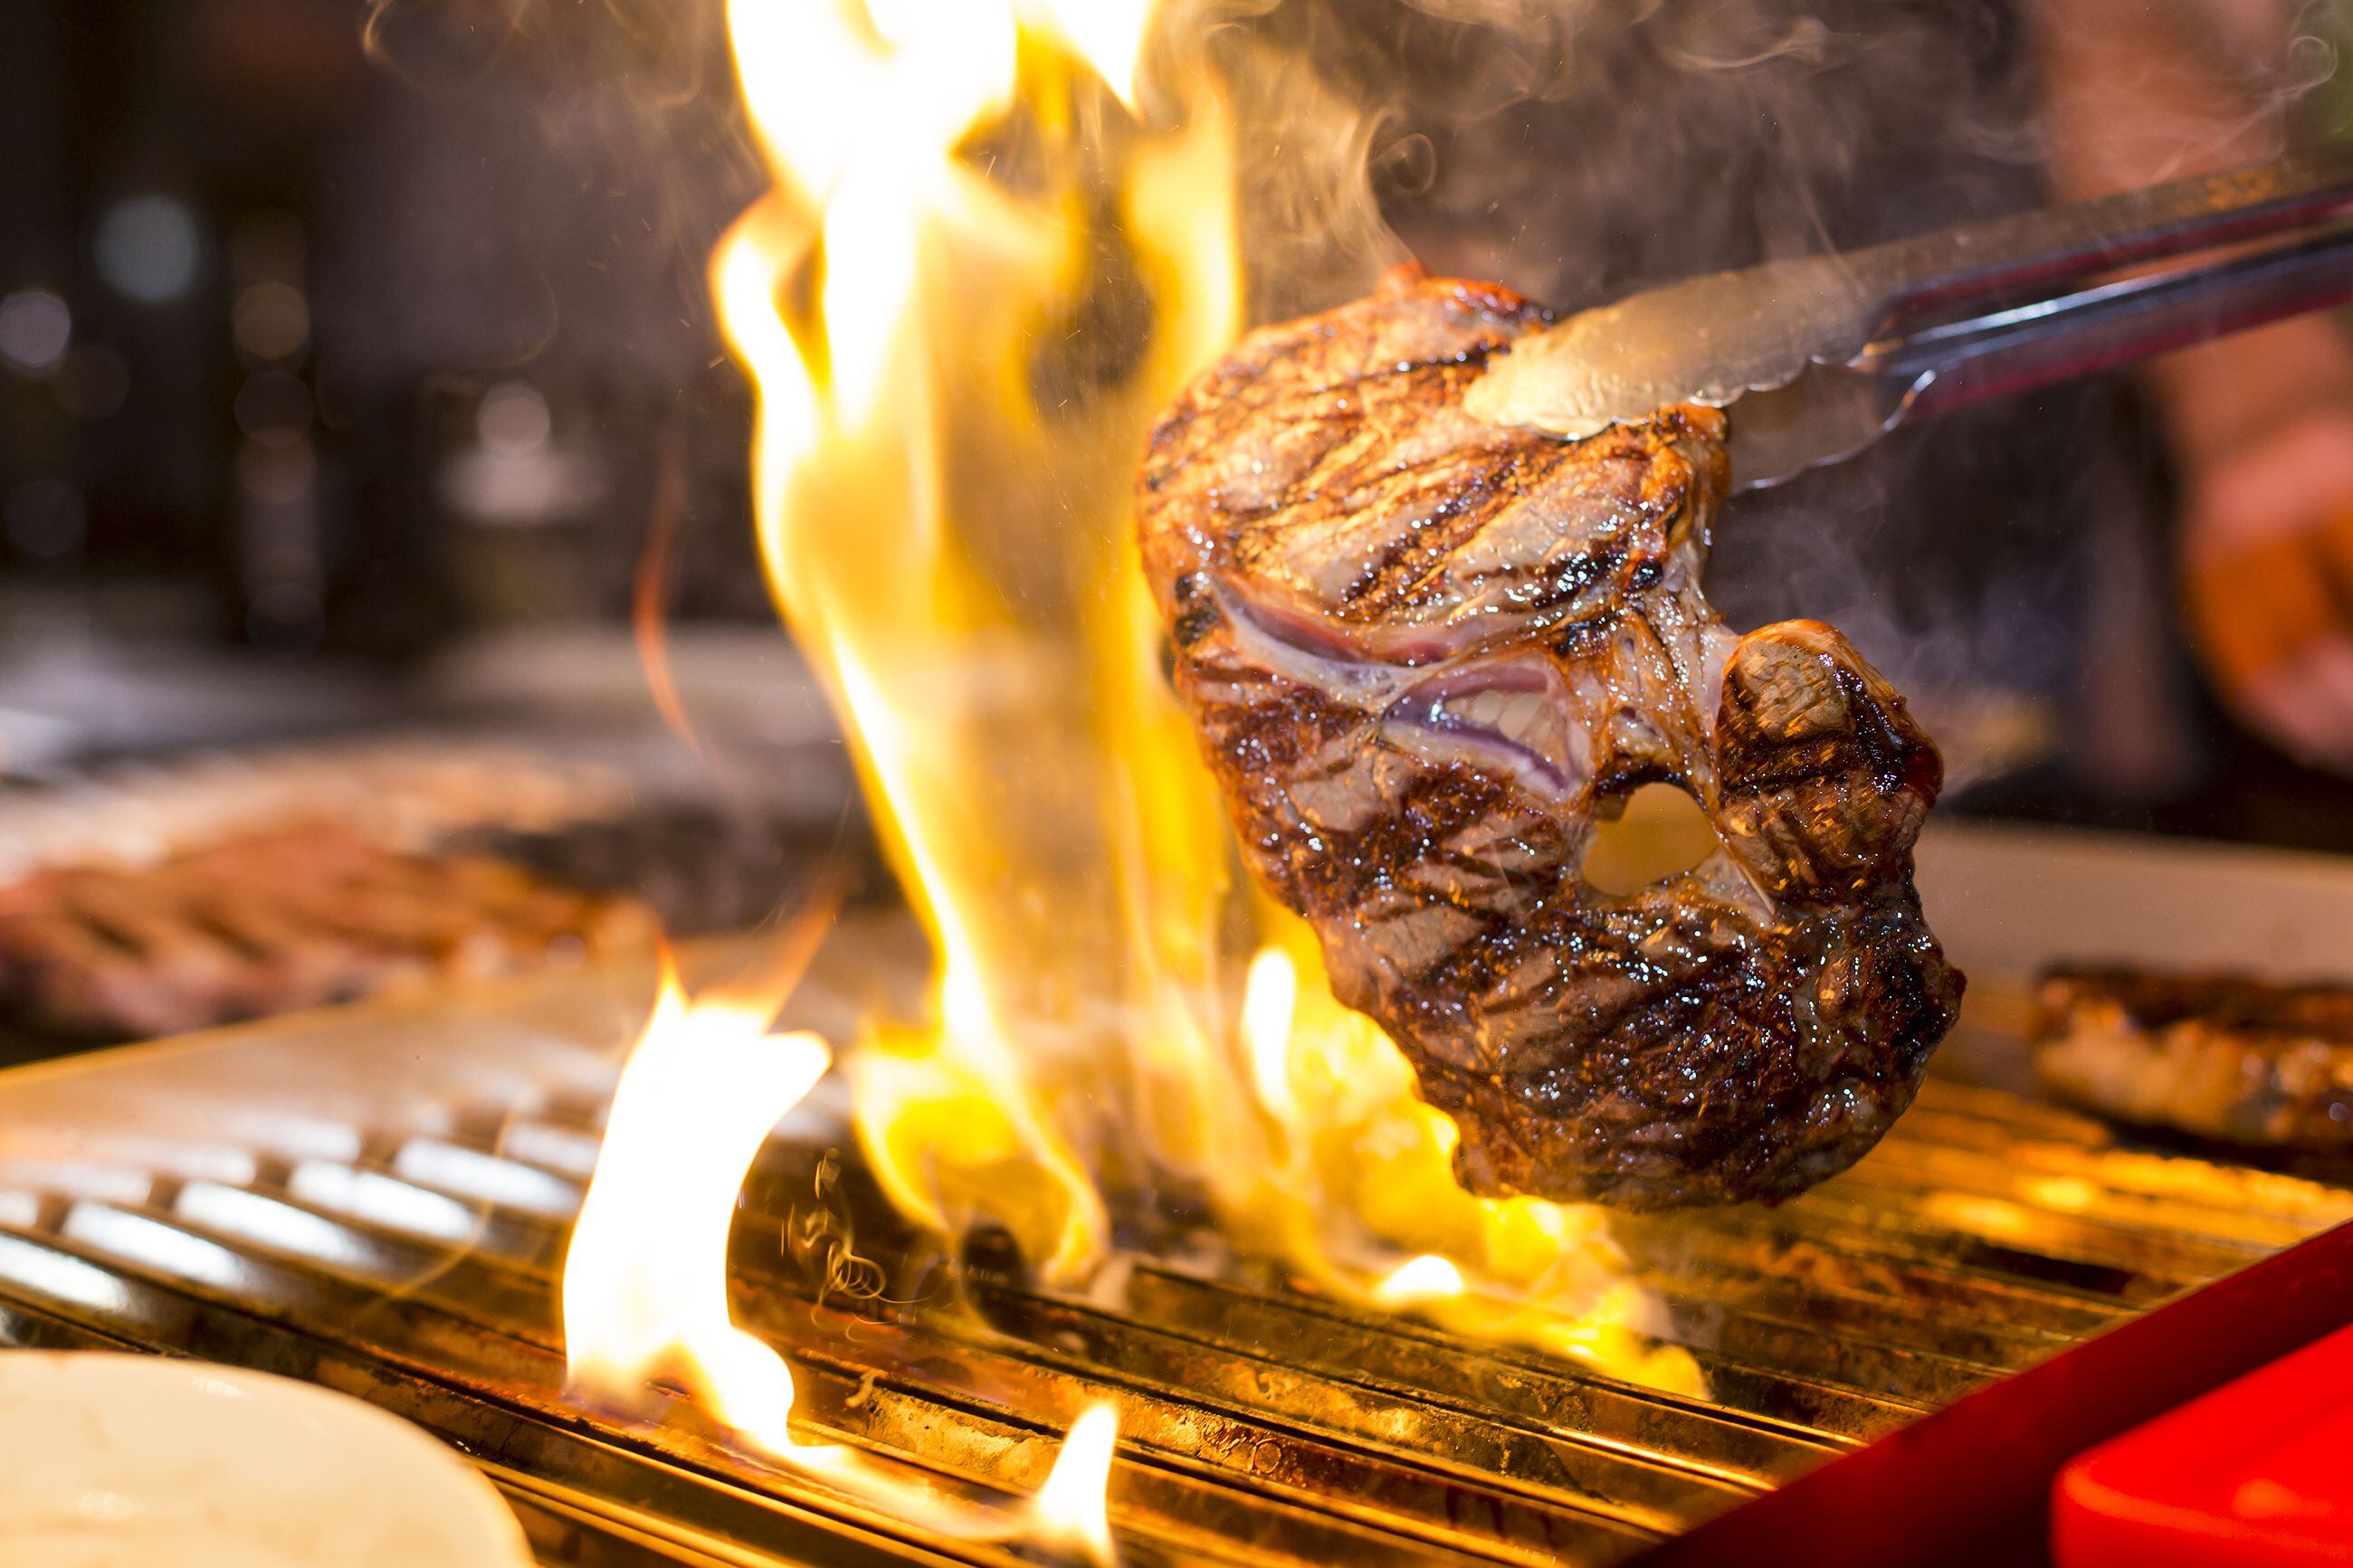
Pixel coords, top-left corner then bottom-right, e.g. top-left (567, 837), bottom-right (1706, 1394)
top-left (1464, 148), bottom-right (2353, 489)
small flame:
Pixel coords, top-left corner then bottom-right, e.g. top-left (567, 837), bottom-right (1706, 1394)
top-left (1372, 1254), bottom-right (1465, 1307)
top-left (561, 951), bottom-right (1128, 1547)
top-left (1032, 1403), bottom-right (1120, 1562)
top-left (560, 961), bottom-right (833, 1455)
top-left (630, 448), bottom-right (704, 761)
top-left (1240, 946), bottom-right (1300, 1126)
top-left (1221, 943), bottom-right (1702, 1392)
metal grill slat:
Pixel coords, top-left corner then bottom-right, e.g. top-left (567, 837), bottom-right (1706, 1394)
top-left (63, 1191), bottom-right (1675, 1565)
top-left (0, 911), bottom-right (2343, 1566)
top-left (0, 1226), bottom-right (996, 1567)
top-left (1113, 1266), bottom-right (1843, 1486)
top-left (6, 1209), bottom-right (1457, 1568)
top-left (258, 1155), bottom-right (1700, 1556)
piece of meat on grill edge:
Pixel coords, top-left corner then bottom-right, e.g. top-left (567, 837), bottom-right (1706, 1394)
top-left (1136, 264), bottom-right (1964, 1209)
top-left (2036, 967), bottom-right (2353, 1151)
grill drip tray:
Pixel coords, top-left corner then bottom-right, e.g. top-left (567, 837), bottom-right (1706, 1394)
top-left (0, 834), bottom-right (2346, 1564)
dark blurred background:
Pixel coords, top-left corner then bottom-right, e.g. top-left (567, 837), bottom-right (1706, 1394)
top-left (6, 0), bottom-right (2353, 852)
top-left (0, 0), bottom-right (784, 760)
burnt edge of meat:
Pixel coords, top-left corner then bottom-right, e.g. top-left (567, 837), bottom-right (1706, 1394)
top-left (1137, 263), bottom-right (1963, 1209)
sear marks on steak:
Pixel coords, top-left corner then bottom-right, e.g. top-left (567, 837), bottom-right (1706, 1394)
top-left (2036, 967), bottom-right (2353, 1150)
top-left (1136, 264), bottom-right (1963, 1209)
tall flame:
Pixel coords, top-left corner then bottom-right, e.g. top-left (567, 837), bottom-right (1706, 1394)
top-left (555, 6), bottom-right (1697, 1556)
top-left (706, 0), bottom-right (1694, 1426)
top-left (710, 0), bottom-right (1194, 1286)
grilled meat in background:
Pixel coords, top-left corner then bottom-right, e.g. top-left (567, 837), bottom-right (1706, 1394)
top-left (0, 734), bottom-right (881, 1049)
top-left (2037, 967), bottom-right (2353, 1162)
top-left (1138, 265), bottom-right (1963, 1209)
top-left (0, 822), bottom-right (655, 1041)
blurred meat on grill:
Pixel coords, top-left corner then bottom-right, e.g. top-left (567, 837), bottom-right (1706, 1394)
top-left (0, 822), bottom-right (655, 1040)
top-left (2036, 967), bottom-right (2353, 1153)
top-left (462, 802), bottom-right (888, 938)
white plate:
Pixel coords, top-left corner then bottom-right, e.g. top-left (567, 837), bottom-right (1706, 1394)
top-left (0, 1351), bottom-right (535, 1567)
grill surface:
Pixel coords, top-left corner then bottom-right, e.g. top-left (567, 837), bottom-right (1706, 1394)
top-left (0, 823), bottom-right (2346, 1565)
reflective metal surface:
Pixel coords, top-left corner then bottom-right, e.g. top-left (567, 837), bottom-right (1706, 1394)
top-left (0, 826), bottom-right (2342, 1564)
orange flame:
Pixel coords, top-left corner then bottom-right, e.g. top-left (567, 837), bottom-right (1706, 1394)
top-left (700, 0), bottom-right (1698, 1487)
top-left (709, 0), bottom-right (1188, 1285)
top-left (561, 963), bottom-right (830, 1454)
top-left (630, 441), bottom-right (704, 762)
top-left (559, 952), bottom-right (1131, 1548)
top-left (1033, 1403), bottom-right (1121, 1563)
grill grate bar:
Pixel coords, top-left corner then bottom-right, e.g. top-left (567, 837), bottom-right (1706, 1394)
top-left (294, 1146), bottom-right (1750, 1542)
top-left (161, 1117), bottom-right (2245, 1466)
top-left (1646, 1264), bottom-right (2085, 1366)
top-left (1112, 1265), bottom-right (1843, 1486)
top-left (148, 1105), bottom-right (2311, 1434)
top-left (0, 928), bottom-right (2346, 1567)
top-left (198, 1163), bottom-right (1725, 1551)
top-left (3, 1206), bottom-right (1508, 1568)
top-left (259, 1152), bottom-right (1840, 1488)
top-left (272, 1113), bottom-right (2245, 1440)
top-left (1818, 1161), bottom-right (2292, 1260)
top-left (1598, 1211), bottom-right (2139, 1339)
top-left (286, 1156), bottom-right (569, 1270)
top-left (1639, 1192), bottom-right (2200, 1304)
top-left (0, 1227), bottom-right (1004, 1567)
top-left (17, 1193), bottom-right (1672, 1565)
top-left (316, 1130), bottom-right (1936, 1442)
top-left (1880, 1111), bottom-right (2353, 1228)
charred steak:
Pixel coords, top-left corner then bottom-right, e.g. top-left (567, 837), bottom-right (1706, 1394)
top-left (2036, 967), bottom-right (2353, 1150)
top-left (1136, 265), bottom-right (1963, 1208)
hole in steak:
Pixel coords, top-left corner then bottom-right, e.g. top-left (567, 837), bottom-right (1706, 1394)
top-left (1581, 783), bottom-right (1715, 895)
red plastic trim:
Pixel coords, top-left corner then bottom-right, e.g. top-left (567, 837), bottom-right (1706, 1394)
top-left (2053, 1319), bottom-right (2353, 1567)
top-left (1634, 1221), bottom-right (2353, 1568)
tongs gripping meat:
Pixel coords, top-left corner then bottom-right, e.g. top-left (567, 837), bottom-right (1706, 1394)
top-left (1138, 266), bottom-right (1963, 1208)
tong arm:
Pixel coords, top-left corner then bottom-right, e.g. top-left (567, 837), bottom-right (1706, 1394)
top-left (1467, 147), bottom-right (2353, 444)
top-left (1723, 219), bottom-right (2353, 489)
top-left (1856, 146), bottom-right (2353, 326)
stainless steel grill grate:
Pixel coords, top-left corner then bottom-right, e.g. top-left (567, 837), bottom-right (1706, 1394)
top-left (0, 831), bottom-right (2346, 1566)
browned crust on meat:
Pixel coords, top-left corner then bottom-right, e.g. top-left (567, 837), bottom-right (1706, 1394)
top-left (1137, 264), bottom-right (1962, 1208)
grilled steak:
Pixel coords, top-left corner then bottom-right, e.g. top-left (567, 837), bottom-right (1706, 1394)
top-left (1136, 265), bottom-right (1963, 1208)
top-left (2036, 967), bottom-right (2353, 1149)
